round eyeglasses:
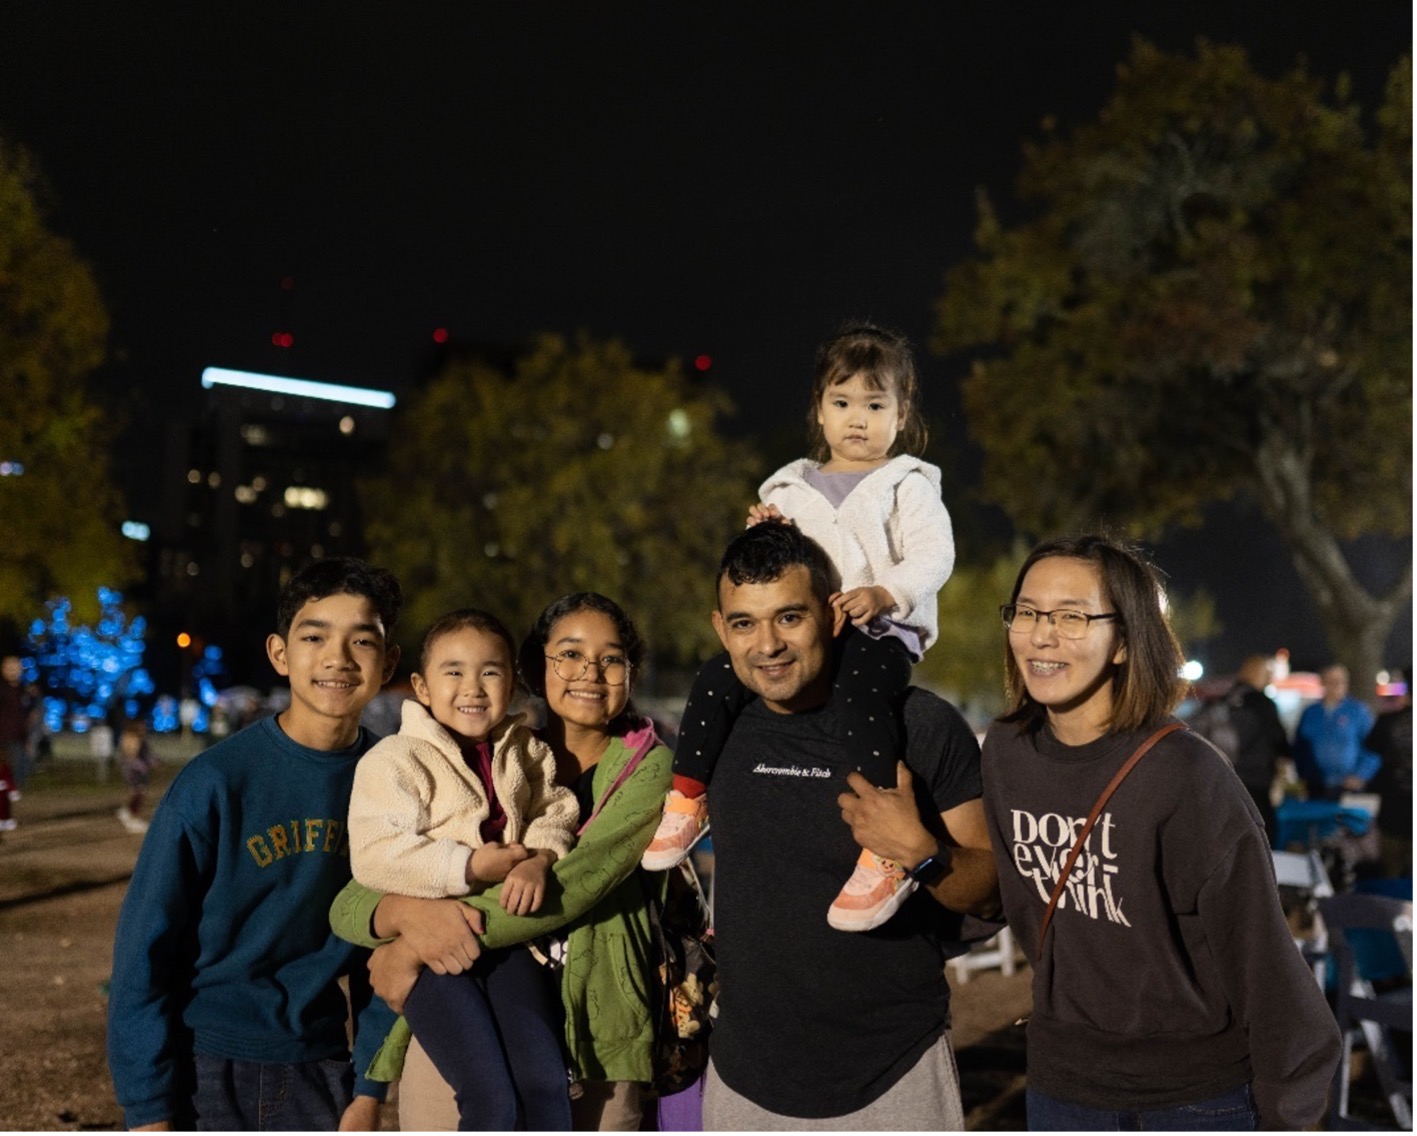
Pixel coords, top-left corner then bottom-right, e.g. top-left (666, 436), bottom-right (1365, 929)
top-left (545, 649), bottom-right (631, 685)
top-left (1000, 603), bottom-right (1119, 639)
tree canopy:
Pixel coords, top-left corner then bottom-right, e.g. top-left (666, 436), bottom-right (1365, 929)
top-left (0, 135), bottom-right (135, 630)
top-left (360, 333), bottom-right (762, 672)
top-left (934, 41), bottom-right (1411, 689)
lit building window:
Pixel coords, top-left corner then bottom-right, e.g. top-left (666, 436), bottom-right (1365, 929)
top-left (187, 469), bottom-right (202, 484)
top-left (207, 472), bottom-right (221, 489)
top-left (339, 416), bottom-right (356, 435)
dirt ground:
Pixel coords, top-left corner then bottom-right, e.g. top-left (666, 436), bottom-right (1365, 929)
top-left (5, 744), bottom-right (1389, 1132)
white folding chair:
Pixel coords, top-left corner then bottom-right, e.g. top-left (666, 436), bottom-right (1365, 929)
top-left (1273, 848), bottom-right (1333, 986)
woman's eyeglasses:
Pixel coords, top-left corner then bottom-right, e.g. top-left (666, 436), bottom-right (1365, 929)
top-left (999, 604), bottom-right (1119, 639)
top-left (545, 649), bottom-right (631, 685)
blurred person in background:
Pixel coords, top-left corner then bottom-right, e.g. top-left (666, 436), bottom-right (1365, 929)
top-left (0, 654), bottom-right (37, 831)
top-left (1365, 670), bottom-right (1412, 878)
top-left (116, 720), bottom-right (159, 834)
top-left (1293, 664), bottom-right (1379, 799)
top-left (1226, 655), bottom-right (1291, 847)
top-left (0, 654), bottom-right (38, 796)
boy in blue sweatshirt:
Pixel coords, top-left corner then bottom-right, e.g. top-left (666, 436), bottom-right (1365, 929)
top-left (108, 558), bottom-right (403, 1130)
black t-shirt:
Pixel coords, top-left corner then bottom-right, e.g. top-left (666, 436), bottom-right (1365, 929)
top-left (708, 687), bottom-right (982, 1118)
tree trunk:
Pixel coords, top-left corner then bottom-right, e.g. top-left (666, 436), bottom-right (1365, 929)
top-left (1252, 434), bottom-right (1412, 705)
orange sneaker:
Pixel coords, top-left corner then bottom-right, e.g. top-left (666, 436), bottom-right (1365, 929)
top-left (827, 848), bottom-right (917, 931)
top-left (641, 790), bottom-right (710, 871)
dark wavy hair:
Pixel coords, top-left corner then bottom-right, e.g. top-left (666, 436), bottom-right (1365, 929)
top-left (417, 608), bottom-right (518, 675)
top-left (1000, 533), bottom-right (1187, 734)
top-left (716, 521), bottom-right (838, 607)
top-left (805, 321), bottom-right (928, 463)
top-left (274, 557), bottom-right (403, 639)
top-left (518, 592), bottom-right (647, 731)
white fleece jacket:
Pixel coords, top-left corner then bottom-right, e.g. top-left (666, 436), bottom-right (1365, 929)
top-left (759, 454), bottom-right (955, 655)
top-left (348, 700), bottom-right (578, 899)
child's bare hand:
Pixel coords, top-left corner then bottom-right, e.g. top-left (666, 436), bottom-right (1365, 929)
top-left (501, 852), bottom-right (553, 915)
top-left (338, 1094), bottom-right (382, 1131)
top-left (746, 502), bottom-right (786, 527)
top-left (468, 841), bottom-right (531, 885)
top-left (831, 586), bottom-right (897, 627)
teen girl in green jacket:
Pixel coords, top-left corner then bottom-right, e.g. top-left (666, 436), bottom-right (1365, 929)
top-left (331, 593), bottom-right (674, 1130)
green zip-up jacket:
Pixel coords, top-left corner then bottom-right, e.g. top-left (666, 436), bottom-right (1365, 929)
top-left (330, 732), bottom-right (673, 1084)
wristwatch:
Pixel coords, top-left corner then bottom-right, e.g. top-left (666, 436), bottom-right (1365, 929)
top-left (906, 844), bottom-right (949, 886)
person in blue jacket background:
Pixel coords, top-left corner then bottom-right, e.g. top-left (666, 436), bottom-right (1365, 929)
top-left (1293, 663), bottom-right (1380, 799)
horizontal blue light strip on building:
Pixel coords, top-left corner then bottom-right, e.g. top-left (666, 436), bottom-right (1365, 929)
top-left (201, 367), bottom-right (396, 409)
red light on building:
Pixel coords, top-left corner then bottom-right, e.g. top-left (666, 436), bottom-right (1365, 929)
top-left (271, 332), bottom-right (294, 348)
top-left (693, 354), bottom-right (712, 372)
top-left (280, 275), bottom-right (295, 291)
top-left (433, 327), bottom-right (449, 344)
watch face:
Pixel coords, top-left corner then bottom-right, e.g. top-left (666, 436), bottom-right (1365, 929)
top-left (911, 854), bottom-right (948, 886)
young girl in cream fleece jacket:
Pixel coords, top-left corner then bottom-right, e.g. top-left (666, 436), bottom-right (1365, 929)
top-left (348, 608), bottom-right (578, 1131)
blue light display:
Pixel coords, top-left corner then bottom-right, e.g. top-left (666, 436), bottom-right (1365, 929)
top-left (24, 588), bottom-right (220, 733)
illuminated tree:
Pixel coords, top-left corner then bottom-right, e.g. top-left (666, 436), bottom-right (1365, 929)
top-left (361, 333), bottom-right (762, 670)
top-left (0, 135), bottom-right (135, 627)
top-left (935, 42), bottom-right (1411, 691)
top-left (26, 588), bottom-right (154, 730)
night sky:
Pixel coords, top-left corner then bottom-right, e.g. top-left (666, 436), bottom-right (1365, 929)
top-left (1, 1), bottom-right (1411, 673)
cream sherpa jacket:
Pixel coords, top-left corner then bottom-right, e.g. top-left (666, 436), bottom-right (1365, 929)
top-left (760, 454), bottom-right (955, 656)
top-left (347, 700), bottom-right (578, 899)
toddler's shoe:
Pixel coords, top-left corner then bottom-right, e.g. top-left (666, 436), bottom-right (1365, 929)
top-left (641, 789), bottom-right (709, 871)
top-left (827, 848), bottom-right (917, 932)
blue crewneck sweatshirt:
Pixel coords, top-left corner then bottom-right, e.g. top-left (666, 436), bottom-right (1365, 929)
top-left (107, 715), bottom-right (396, 1129)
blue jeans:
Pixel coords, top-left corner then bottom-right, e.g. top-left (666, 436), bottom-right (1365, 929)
top-left (403, 944), bottom-right (571, 1131)
top-left (189, 1052), bottom-right (353, 1130)
top-left (1026, 1085), bottom-right (1258, 1131)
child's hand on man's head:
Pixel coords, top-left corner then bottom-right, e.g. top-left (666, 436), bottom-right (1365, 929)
top-left (746, 502), bottom-right (786, 528)
top-left (468, 841), bottom-right (531, 885)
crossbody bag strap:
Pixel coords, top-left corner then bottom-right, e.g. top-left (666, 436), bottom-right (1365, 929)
top-left (576, 720), bottom-right (661, 837)
top-left (1036, 721), bottom-right (1184, 961)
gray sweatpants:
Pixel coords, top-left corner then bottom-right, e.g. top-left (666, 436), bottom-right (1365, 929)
top-left (702, 1030), bottom-right (965, 1131)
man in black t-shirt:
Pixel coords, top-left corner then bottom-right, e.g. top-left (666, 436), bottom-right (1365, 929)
top-left (699, 522), bottom-right (998, 1130)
